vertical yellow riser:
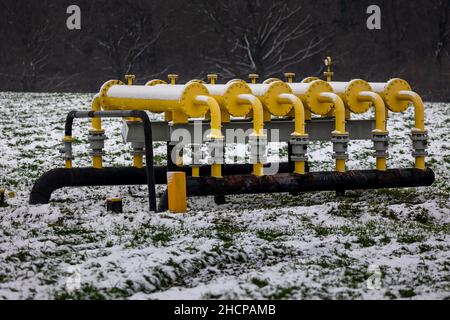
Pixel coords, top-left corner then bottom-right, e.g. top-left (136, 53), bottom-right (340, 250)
top-left (167, 171), bottom-right (187, 213)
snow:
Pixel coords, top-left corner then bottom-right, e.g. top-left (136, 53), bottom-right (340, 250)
top-left (107, 84), bottom-right (187, 101)
top-left (0, 92), bottom-right (449, 300)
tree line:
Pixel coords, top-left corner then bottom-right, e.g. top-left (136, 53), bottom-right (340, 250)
top-left (0, 0), bottom-right (448, 101)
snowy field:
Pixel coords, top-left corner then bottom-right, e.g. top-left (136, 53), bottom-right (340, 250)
top-left (0, 92), bottom-right (449, 300)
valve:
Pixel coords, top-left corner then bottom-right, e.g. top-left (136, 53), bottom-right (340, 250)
top-left (372, 131), bottom-right (389, 158)
top-left (168, 74), bottom-right (179, 85)
top-left (323, 56), bottom-right (333, 82)
top-left (207, 74), bottom-right (218, 84)
top-left (249, 135), bottom-right (268, 164)
top-left (290, 135), bottom-right (309, 162)
top-left (331, 133), bottom-right (349, 162)
top-left (125, 74), bottom-right (135, 85)
top-left (88, 130), bottom-right (107, 158)
top-left (411, 130), bottom-right (428, 158)
top-left (248, 73), bottom-right (259, 84)
top-left (284, 72), bottom-right (296, 83)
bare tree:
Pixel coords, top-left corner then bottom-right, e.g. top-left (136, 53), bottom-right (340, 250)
top-left (197, 0), bottom-right (326, 79)
top-left (93, 1), bottom-right (166, 80)
top-left (0, 1), bottom-right (55, 91)
top-left (434, 0), bottom-right (450, 64)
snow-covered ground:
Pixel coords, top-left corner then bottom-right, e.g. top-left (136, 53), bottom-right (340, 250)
top-left (0, 92), bottom-right (448, 300)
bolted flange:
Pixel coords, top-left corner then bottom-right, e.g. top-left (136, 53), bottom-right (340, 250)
top-left (372, 131), bottom-right (390, 158)
top-left (88, 130), bottom-right (107, 157)
top-left (411, 130), bottom-right (428, 157)
top-left (59, 137), bottom-right (74, 161)
top-left (249, 135), bottom-right (268, 164)
top-left (290, 135), bottom-right (309, 162)
top-left (207, 138), bottom-right (225, 165)
top-left (331, 133), bottom-right (349, 160)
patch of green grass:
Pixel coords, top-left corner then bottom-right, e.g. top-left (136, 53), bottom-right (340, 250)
top-left (251, 277), bottom-right (269, 288)
top-left (55, 284), bottom-right (106, 300)
top-left (129, 224), bottom-right (174, 247)
top-left (397, 232), bottom-right (426, 244)
top-left (356, 234), bottom-right (376, 247)
top-left (269, 286), bottom-right (298, 299)
top-left (256, 229), bottom-right (285, 242)
top-left (398, 288), bottom-right (416, 298)
top-left (314, 225), bottom-right (333, 237)
top-left (214, 218), bottom-right (244, 247)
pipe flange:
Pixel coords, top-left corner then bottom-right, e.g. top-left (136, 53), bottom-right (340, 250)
top-left (249, 135), bottom-right (268, 163)
top-left (179, 82), bottom-right (209, 118)
top-left (207, 138), bottom-right (224, 165)
top-left (99, 80), bottom-right (124, 108)
top-left (88, 130), bottom-right (107, 153)
top-left (59, 141), bottom-right (74, 161)
top-left (223, 81), bottom-right (252, 116)
top-left (343, 79), bottom-right (372, 114)
top-left (383, 78), bottom-right (412, 112)
top-left (191, 143), bottom-right (203, 166)
top-left (301, 77), bottom-right (320, 83)
top-left (411, 130), bottom-right (428, 157)
top-left (331, 133), bottom-right (349, 160)
top-left (262, 81), bottom-right (293, 116)
top-left (290, 135), bottom-right (309, 162)
top-left (145, 79), bottom-right (167, 86)
top-left (372, 131), bottom-right (389, 158)
top-left (304, 80), bottom-right (333, 115)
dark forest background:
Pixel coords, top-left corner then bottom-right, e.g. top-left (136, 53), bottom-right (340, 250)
top-left (0, 0), bottom-right (448, 101)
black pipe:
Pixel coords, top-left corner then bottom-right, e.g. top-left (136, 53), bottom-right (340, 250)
top-left (62, 109), bottom-right (157, 211)
top-left (29, 163), bottom-right (292, 204)
top-left (184, 168), bottom-right (435, 196)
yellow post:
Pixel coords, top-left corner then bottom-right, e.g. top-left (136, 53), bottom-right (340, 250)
top-left (284, 72), bottom-right (295, 83)
top-left (63, 135), bottom-right (73, 168)
top-left (91, 97), bottom-right (104, 169)
top-left (192, 166), bottom-right (200, 177)
top-left (167, 172), bottom-right (187, 213)
top-left (168, 74), bottom-right (178, 85)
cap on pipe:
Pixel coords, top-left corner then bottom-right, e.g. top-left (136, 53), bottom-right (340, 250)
top-left (248, 81), bottom-right (293, 116)
top-left (263, 78), bottom-right (282, 84)
top-left (248, 73), bottom-right (259, 83)
top-left (284, 72), bottom-right (296, 82)
top-left (204, 82), bottom-right (253, 116)
top-left (301, 77), bottom-right (320, 83)
top-left (329, 79), bottom-right (372, 114)
top-left (207, 74), bottom-right (218, 83)
top-left (369, 78), bottom-right (412, 112)
top-left (289, 79), bottom-right (334, 115)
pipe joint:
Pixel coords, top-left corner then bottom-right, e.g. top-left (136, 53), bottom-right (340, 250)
top-left (290, 135), bottom-right (309, 162)
top-left (59, 137), bottom-right (74, 161)
top-left (207, 138), bottom-right (224, 165)
top-left (191, 143), bottom-right (203, 166)
top-left (411, 130), bottom-right (428, 157)
top-left (331, 133), bottom-right (349, 160)
top-left (88, 130), bottom-right (107, 157)
top-left (249, 135), bottom-right (268, 164)
top-left (372, 131), bottom-right (390, 158)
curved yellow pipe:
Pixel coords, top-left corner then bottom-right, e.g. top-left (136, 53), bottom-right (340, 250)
top-left (91, 95), bottom-right (103, 169)
top-left (397, 90), bottom-right (425, 131)
top-left (278, 93), bottom-right (307, 174)
top-left (237, 94), bottom-right (265, 176)
top-left (397, 90), bottom-right (426, 169)
top-left (195, 95), bottom-right (223, 178)
top-left (357, 91), bottom-right (387, 171)
top-left (317, 92), bottom-right (347, 172)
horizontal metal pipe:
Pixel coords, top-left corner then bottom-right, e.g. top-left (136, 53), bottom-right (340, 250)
top-left (29, 163), bottom-right (292, 204)
top-left (184, 168), bottom-right (435, 196)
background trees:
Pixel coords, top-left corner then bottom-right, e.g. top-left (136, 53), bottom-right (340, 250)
top-left (0, 0), bottom-right (448, 101)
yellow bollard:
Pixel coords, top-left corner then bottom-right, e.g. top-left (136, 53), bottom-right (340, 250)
top-left (167, 172), bottom-right (187, 213)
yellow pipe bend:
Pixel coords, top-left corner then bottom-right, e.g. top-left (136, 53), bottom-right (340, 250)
top-left (237, 94), bottom-right (265, 176)
top-left (277, 93), bottom-right (308, 175)
top-left (357, 91), bottom-right (386, 132)
top-left (397, 90), bottom-right (425, 131)
top-left (195, 95), bottom-right (223, 178)
top-left (317, 92), bottom-right (346, 134)
top-left (358, 91), bottom-right (388, 171)
top-left (277, 93), bottom-right (306, 136)
top-left (317, 92), bottom-right (347, 172)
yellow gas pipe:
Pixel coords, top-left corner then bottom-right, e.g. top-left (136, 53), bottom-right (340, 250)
top-left (317, 92), bottom-right (347, 172)
top-left (236, 94), bottom-right (265, 176)
top-left (357, 91), bottom-right (387, 171)
top-left (277, 93), bottom-right (308, 174)
top-left (91, 95), bottom-right (103, 169)
top-left (370, 79), bottom-right (427, 170)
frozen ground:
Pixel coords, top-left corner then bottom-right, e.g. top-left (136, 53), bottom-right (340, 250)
top-left (0, 92), bottom-right (448, 300)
